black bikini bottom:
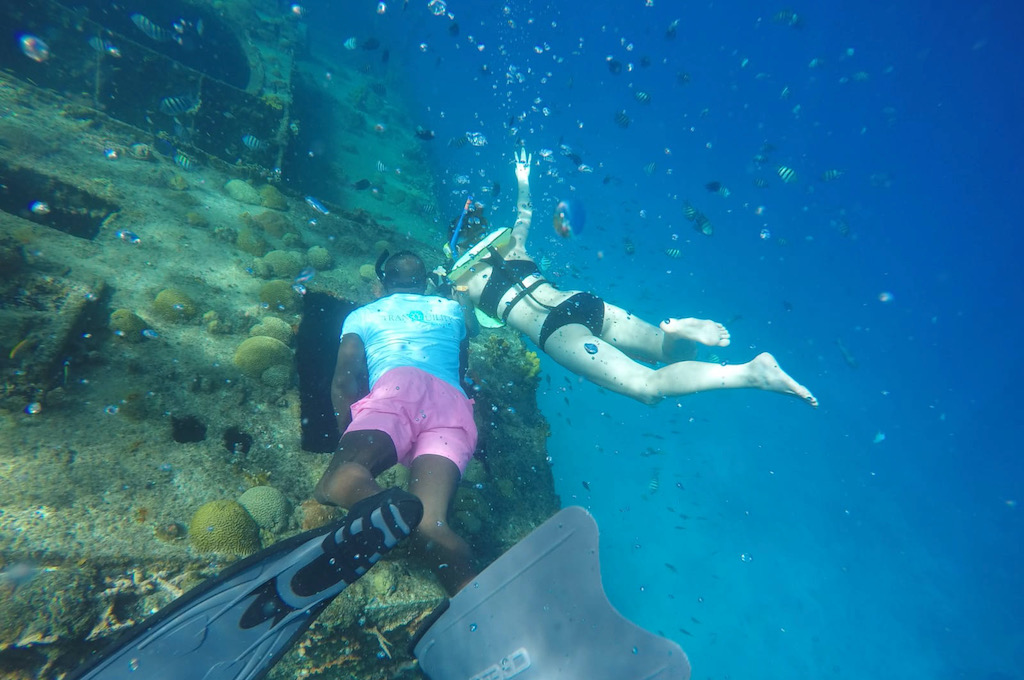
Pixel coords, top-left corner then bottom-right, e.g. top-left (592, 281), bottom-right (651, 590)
top-left (538, 292), bottom-right (606, 351)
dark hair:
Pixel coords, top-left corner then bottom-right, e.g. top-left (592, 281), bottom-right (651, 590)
top-left (448, 204), bottom-right (489, 253)
top-left (376, 250), bottom-right (426, 291)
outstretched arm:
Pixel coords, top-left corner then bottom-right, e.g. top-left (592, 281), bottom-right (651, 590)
top-left (510, 147), bottom-right (533, 253)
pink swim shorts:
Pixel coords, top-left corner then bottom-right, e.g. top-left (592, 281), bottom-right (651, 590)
top-left (347, 366), bottom-right (478, 474)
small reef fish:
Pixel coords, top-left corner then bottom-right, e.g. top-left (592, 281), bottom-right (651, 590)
top-left (705, 181), bottom-right (730, 197)
top-left (241, 134), bottom-right (263, 150)
top-left (343, 37), bottom-right (357, 50)
top-left (414, 126), bottom-right (435, 141)
top-left (294, 267), bottom-right (316, 285)
top-left (772, 9), bottom-right (803, 28)
top-left (613, 110), bottom-right (631, 128)
top-left (173, 152), bottom-right (195, 170)
top-left (304, 196), bottom-right (330, 215)
top-left (353, 179), bottom-right (371, 190)
top-left (777, 165), bottom-right (797, 183)
top-left (88, 37), bottom-right (121, 57)
top-left (634, 90), bottom-right (651, 104)
top-left (159, 95), bottom-right (198, 116)
top-left (665, 18), bottom-right (680, 40)
top-left (115, 230), bottom-right (141, 244)
top-left (19, 35), bottom-right (50, 63)
top-left (29, 201), bottom-right (50, 215)
top-left (820, 169), bottom-right (844, 182)
top-left (643, 162), bottom-right (657, 176)
top-left (836, 338), bottom-right (858, 369)
top-left (665, 248), bottom-right (681, 259)
top-left (683, 201), bottom-right (713, 236)
top-left (131, 13), bottom-right (173, 42)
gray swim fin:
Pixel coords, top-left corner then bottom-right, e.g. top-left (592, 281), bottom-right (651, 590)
top-left (72, 488), bottom-right (423, 680)
top-left (414, 506), bottom-right (690, 680)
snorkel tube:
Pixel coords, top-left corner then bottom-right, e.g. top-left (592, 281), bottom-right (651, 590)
top-left (448, 196), bottom-right (475, 257)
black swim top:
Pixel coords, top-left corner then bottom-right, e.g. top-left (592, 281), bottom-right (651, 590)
top-left (477, 256), bottom-right (542, 319)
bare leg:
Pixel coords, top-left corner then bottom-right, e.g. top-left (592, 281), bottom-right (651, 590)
top-left (659, 318), bottom-right (730, 361)
top-left (649, 352), bottom-right (818, 406)
top-left (545, 326), bottom-right (816, 407)
top-left (314, 429), bottom-right (397, 507)
top-left (599, 304), bottom-right (730, 364)
top-left (408, 454), bottom-right (475, 595)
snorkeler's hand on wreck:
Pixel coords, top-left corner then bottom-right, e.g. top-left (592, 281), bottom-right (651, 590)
top-left (515, 147), bottom-right (532, 183)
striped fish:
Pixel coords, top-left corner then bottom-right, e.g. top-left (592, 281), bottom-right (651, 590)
top-left (174, 152), bottom-right (195, 170)
top-left (777, 165), bottom-right (797, 183)
top-left (159, 95), bottom-right (198, 116)
top-left (131, 14), bottom-right (172, 42)
top-left (241, 134), bottom-right (263, 151)
top-left (820, 169), bottom-right (844, 182)
top-left (643, 162), bottom-right (656, 176)
top-left (613, 110), bottom-right (631, 128)
top-left (634, 90), bottom-right (651, 104)
top-left (665, 248), bottom-right (681, 259)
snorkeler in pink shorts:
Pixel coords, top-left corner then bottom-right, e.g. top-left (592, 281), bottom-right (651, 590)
top-left (314, 251), bottom-right (478, 595)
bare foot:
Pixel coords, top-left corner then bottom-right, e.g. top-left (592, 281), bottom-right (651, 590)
top-left (661, 317), bottom-right (731, 347)
top-left (747, 352), bottom-right (818, 407)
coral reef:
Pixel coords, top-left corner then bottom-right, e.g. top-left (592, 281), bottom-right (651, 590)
top-left (258, 280), bottom-right (300, 312)
top-left (233, 336), bottom-right (292, 377)
top-left (223, 179), bottom-right (263, 206)
top-left (188, 499), bottom-right (261, 556)
top-left (307, 245), bottom-right (332, 270)
top-left (245, 210), bottom-right (290, 238)
top-left (299, 498), bottom-right (339, 531)
top-left (153, 289), bottom-right (198, 322)
top-left (358, 263), bottom-right (377, 281)
top-left (238, 486), bottom-right (289, 533)
top-left (261, 250), bottom-right (304, 279)
top-left (249, 316), bottom-right (293, 344)
top-left (108, 309), bottom-right (148, 343)
top-left (236, 226), bottom-right (268, 256)
top-left (259, 184), bottom-right (288, 211)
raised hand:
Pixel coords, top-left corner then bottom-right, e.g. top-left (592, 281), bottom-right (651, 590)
top-left (514, 147), bottom-right (532, 183)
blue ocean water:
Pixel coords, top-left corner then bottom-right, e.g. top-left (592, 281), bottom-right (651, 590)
top-left (309, 1), bottom-right (1022, 677)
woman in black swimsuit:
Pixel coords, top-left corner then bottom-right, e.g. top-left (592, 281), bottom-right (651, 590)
top-left (450, 148), bottom-right (818, 408)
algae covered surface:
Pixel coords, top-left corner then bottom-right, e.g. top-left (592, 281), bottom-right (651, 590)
top-left (0, 16), bottom-right (558, 678)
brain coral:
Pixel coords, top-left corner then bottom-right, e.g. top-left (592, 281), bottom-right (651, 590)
top-left (249, 316), bottom-right (293, 343)
top-left (259, 280), bottom-right (300, 312)
top-left (259, 184), bottom-right (288, 211)
top-left (109, 309), bottom-right (148, 342)
top-left (188, 500), bottom-right (261, 555)
top-left (224, 179), bottom-right (262, 206)
top-left (153, 289), bottom-right (197, 322)
top-left (238, 486), bottom-right (289, 532)
top-left (233, 336), bottom-right (291, 377)
top-left (307, 245), bottom-right (332, 270)
top-left (262, 250), bottom-right (303, 279)
top-left (236, 227), bottom-right (268, 256)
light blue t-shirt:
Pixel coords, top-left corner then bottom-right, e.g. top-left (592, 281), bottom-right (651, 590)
top-left (342, 293), bottom-right (466, 393)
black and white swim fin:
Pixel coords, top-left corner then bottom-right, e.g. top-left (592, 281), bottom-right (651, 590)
top-left (72, 488), bottom-right (423, 680)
